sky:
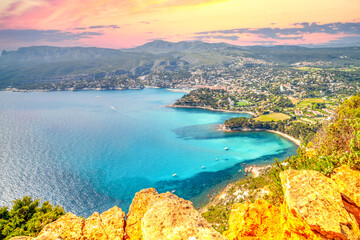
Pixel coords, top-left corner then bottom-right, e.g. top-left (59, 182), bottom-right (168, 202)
top-left (0, 0), bottom-right (360, 50)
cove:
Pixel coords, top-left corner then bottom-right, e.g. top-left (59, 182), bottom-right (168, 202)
top-left (0, 88), bottom-right (297, 216)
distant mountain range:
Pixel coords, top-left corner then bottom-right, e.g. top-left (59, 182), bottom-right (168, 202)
top-left (1, 40), bottom-right (360, 89)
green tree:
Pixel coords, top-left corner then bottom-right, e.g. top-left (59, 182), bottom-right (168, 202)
top-left (0, 196), bottom-right (65, 239)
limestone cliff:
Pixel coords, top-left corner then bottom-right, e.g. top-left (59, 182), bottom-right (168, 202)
top-left (125, 188), bottom-right (226, 240)
top-left (11, 190), bottom-right (224, 240)
top-left (10, 166), bottom-right (360, 240)
top-left (224, 167), bottom-right (360, 240)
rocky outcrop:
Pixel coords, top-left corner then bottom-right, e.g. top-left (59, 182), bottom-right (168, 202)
top-left (33, 207), bottom-right (125, 240)
top-left (225, 167), bottom-right (360, 240)
top-left (126, 188), bottom-right (226, 240)
top-left (281, 169), bottom-right (360, 240)
top-left (224, 199), bottom-right (282, 239)
top-left (125, 188), bottom-right (159, 239)
top-left (11, 189), bottom-right (223, 240)
top-left (38, 212), bottom-right (84, 240)
top-left (10, 166), bottom-right (360, 240)
top-left (331, 165), bottom-right (360, 226)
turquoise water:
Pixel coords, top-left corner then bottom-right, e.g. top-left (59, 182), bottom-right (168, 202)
top-left (0, 88), bottom-right (297, 216)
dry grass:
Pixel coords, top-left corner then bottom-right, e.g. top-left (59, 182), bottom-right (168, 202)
top-left (255, 113), bottom-right (291, 122)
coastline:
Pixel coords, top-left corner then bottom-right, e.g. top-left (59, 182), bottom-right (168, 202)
top-left (167, 104), bottom-right (256, 116)
top-left (165, 88), bottom-right (192, 93)
top-left (1, 87), bottom-right (144, 92)
top-left (219, 124), bottom-right (300, 146)
top-left (199, 163), bottom-right (272, 214)
top-left (266, 130), bottom-right (301, 146)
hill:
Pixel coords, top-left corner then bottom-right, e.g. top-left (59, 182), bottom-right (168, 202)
top-left (1, 41), bottom-right (360, 90)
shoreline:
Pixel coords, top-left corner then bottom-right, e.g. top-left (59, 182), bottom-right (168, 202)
top-left (167, 104), bottom-right (256, 116)
top-left (199, 163), bottom-right (272, 213)
top-left (266, 130), bottom-right (301, 146)
top-left (219, 124), bottom-right (300, 146)
top-left (1, 87), bottom-right (144, 92)
top-left (165, 88), bottom-right (192, 93)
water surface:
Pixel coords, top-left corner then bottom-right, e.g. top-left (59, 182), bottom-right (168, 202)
top-left (0, 88), bottom-right (297, 215)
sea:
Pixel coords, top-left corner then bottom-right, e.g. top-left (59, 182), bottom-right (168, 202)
top-left (0, 88), bottom-right (297, 216)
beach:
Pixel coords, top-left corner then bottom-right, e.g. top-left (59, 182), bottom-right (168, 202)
top-left (266, 130), bottom-right (300, 146)
top-left (219, 124), bottom-right (300, 146)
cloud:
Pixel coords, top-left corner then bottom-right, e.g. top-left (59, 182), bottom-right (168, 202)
top-left (88, 25), bottom-right (120, 29)
top-left (324, 36), bottom-right (360, 47)
top-left (195, 35), bottom-right (239, 40)
top-left (252, 40), bottom-right (277, 44)
top-left (195, 21), bottom-right (360, 40)
top-left (0, 29), bottom-right (103, 42)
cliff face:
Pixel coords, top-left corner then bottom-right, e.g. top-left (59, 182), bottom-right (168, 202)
top-left (225, 166), bottom-right (360, 240)
top-left (11, 166), bottom-right (360, 240)
top-left (12, 188), bottom-right (225, 240)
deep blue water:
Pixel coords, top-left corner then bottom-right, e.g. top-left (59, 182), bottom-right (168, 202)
top-left (0, 88), bottom-right (297, 216)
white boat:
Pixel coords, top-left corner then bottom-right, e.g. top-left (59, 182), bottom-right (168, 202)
top-left (202, 166), bottom-right (205, 169)
top-left (224, 147), bottom-right (229, 150)
top-left (171, 190), bottom-right (176, 193)
top-left (215, 158), bottom-right (218, 160)
top-left (172, 173), bottom-right (177, 177)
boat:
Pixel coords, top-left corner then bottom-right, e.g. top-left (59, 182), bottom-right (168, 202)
top-left (172, 173), bottom-right (177, 177)
top-left (224, 147), bottom-right (229, 150)
top-left (171, 190), bottom-right (176, 193)
top-left (202, 166), bottom-right (205, 169)
top-left (215, 158), bottom-right (218, 160)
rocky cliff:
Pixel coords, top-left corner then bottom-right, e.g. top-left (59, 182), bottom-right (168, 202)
top-left (224, 166), bottom-right (360, 240)
top-left (11, 166), bottom-right (360, 240)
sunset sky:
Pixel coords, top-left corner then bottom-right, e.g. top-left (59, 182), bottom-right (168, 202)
top-left (0, 0), bottom-right (360, 50)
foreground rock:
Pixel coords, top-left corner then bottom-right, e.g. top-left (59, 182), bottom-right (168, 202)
top-left (225, 167), bottom-right (360, 240)
top-left (224, 199), bottom-right (282, 239)
top-left (125, 188), bottom-right (159, 239)
top-left (10, 167), bottom-right (360, 240)
top-left (126, 188), bottom-right (226, 240)
top-left (35, 206), bottom-right (125, 240)
top-left (281, 169), bottom-right (360, 239)
top-left (331, 165), bottom-right (360, 226)
top-left (11, 189), bottom-right (224, 240)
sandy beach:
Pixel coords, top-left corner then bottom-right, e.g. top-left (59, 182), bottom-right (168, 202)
top-left (219, 124), bottom-right (300, 146)
top-left (266, 130), bottom-right (300, 146)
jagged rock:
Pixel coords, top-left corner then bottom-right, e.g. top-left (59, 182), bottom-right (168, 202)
top-left (280, 169), bottom-right (360, 240)
top-left (280, 199), bottom-right (322, 240)
top-left (223, 199), bottom-right (282, 240)
top-left (100, 206), bottom-right (125, 240)
top-left (125, 188), bottom-right (159, 239)
top-left (331, 165), bottom-right (360, 226)
top-left (141, 192), bottom-right (226, 240)
top-left (126, 188), bottom-right (225, 240)
top-left (36, 212), bottom-right (84, 240)
top-left (83, 212), bottom-right (107, 239)
top-left (34, 207), bottom-right (125, 240)
top-left (36, 232), bottom-right (63, 239)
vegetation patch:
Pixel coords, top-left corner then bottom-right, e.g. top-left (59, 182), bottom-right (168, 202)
top-left (236, 100), bottom-right (248, 106)
top-left (254, 113), bottom-right (291, 122)
top-left (297, 98), bottom-right (330, 107)
top-left (0, 196), bottom-right (64, 240)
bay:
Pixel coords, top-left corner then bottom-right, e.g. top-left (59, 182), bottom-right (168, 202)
top-left (0, 88), bottom-right (297, 216)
